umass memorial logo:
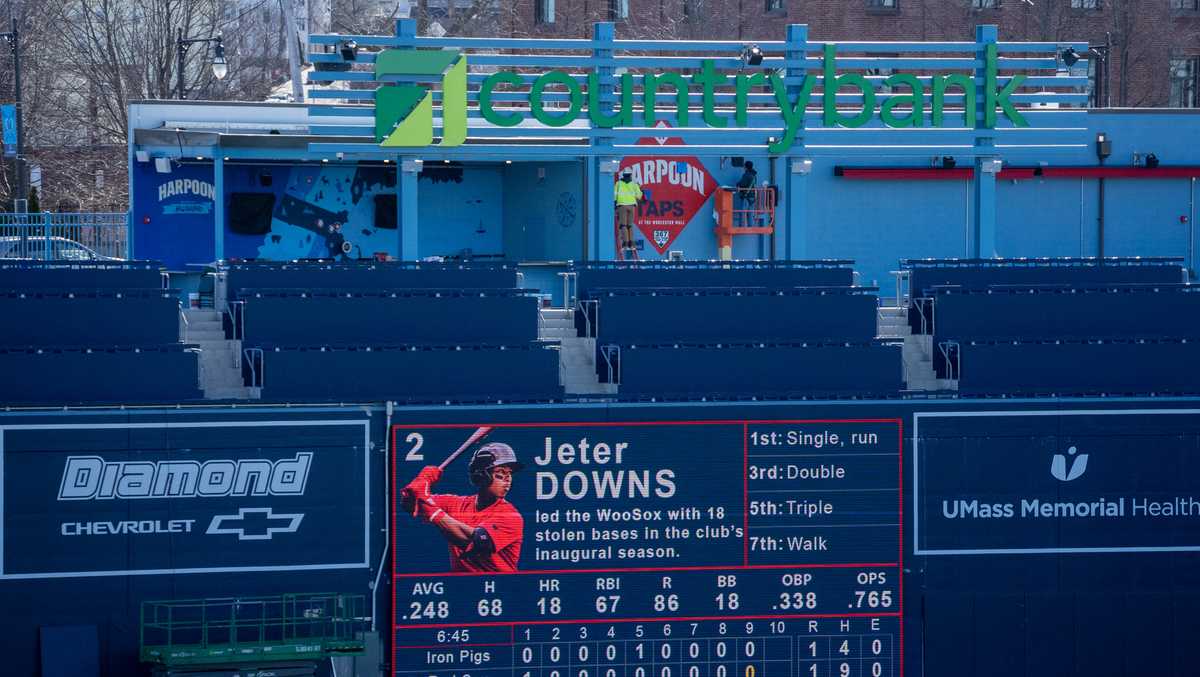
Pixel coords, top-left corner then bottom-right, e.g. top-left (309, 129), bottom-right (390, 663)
top-left (373, 45), bottom-right (1029, 152)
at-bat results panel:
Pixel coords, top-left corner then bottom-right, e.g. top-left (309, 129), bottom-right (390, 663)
top-left (392, 419), bottom-right (902, 677)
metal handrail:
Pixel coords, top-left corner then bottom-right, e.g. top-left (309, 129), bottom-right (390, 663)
top-left (558, 271), bottom-right (578, 309)
top-left (600, 344), bottom-right (620, 384)
top-left (578, 299), bottom-right (599, 338)
top-left (891, 269), bottom-right (910, 307)
top-left (938, 340), bottom-right (960, 380)
top-left (222, 300), bottom-right (245, 340)
top-left (914, 296), bottom-right (934, 335)
top-left (243, 347), bottom-right (264, 387)
top-left (179, 306), bottom-right (189, 343)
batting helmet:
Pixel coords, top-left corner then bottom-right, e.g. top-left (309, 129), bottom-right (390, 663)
top-left (468, 442), bottom-right (524, 488)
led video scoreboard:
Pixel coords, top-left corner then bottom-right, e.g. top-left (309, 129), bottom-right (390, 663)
top-left (393, 419), bottom-right (903, 677)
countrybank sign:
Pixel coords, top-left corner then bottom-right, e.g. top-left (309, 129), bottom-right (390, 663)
top-left (374, 46), bottom-right (1029, 153)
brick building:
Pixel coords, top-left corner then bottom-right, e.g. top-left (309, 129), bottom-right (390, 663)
top-left (390, 0), bottom-right (1200, 107)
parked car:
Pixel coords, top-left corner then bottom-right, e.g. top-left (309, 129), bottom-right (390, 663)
top-left (0, 235), bottom-right (123, 261)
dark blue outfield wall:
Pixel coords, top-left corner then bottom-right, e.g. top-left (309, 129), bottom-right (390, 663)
top-left (0, 407), bottom-right (387, 677)
top-left (3, 400), bottom-right (1200, 676)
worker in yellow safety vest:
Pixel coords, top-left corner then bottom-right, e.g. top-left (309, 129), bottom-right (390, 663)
top-left (614, 171), bottom-right (643, 252)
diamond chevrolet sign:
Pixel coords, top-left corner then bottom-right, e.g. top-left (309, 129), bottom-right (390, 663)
top-left (375, 44), bottom-right (1028, 153)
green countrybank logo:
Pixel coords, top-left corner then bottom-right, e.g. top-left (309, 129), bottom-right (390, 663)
top-left (375, 44), bottom-right (1027, 153)
top-left (375, 49), bottom-right (467, 147)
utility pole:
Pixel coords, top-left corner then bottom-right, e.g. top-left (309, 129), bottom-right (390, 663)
top-left (281, 0), bottom-right (305, 103)
top-left (2, 17), bottom-right (24, 209)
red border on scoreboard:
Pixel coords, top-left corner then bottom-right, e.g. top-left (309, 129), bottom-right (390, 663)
top-left (391, 418), bottom-right (905, 676)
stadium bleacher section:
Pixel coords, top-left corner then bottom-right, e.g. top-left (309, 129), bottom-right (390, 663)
top-left (570, 261), bottom-right (901, 399)
top-left (238, 289), bottom-right (539, 345)
top-left (614, 341), bottom-right (902, 400)
top-left (1, 256), bottom-right (1194, 405)
top-left (227, 261), bottom-right (559, 403)
top-left (901, 257), bottom-right (1199, 397)
top-left (247, 343), bottom-right (560, 402)
top-left (0, 261), bottom-right (201, 405)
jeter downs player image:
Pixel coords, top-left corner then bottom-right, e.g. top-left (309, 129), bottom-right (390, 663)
top-left (400, 442), bottom-right (526, 573)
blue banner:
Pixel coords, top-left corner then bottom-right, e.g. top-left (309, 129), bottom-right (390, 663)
top-left (0, 418), bottom-right (371, 579)
top-left (0, 104), bottom-right (15, 157)
top-left (915, 408), bottom-right (1200, 555)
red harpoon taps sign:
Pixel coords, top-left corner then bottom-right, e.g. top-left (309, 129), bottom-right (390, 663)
top-left (618, 122), bottom-right (716, 254)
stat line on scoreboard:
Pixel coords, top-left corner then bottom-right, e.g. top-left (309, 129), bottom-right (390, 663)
top-left (897, 417), bottom-right (904, 677)
top-left (393, 561), bottom-right (900, 578)
top-left (396, 642), bottom-right (516, 649)
top-left (396, 610), bottom-right (903, 630)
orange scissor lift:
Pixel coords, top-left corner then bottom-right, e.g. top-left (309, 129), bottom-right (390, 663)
top-left (714, 186), bottom-right (776, 260)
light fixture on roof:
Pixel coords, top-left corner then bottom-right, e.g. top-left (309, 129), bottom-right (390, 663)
top-left (211, 36), bottom-right (228, 80)
top-left (741, 44), bottom-right (764, 67)
top-left (1060, 46), bottom-right (1080, 68)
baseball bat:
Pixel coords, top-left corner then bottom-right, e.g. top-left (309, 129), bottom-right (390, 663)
top-left (438, 426), bottom-right (494, 470)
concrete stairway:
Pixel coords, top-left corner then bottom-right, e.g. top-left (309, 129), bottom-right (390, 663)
top-left (877, 305), bottom-right (956, 392)
top-left (538, 307), bottom-right (617, 397)
top-left (182, 308), bottom-right (260, 400)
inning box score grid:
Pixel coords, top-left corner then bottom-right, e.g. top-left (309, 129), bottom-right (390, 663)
top-left (392, 419), bottom-right (903, 677)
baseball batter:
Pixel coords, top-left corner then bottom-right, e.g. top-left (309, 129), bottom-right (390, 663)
top-left (400, 442), bottom-right (526, 573)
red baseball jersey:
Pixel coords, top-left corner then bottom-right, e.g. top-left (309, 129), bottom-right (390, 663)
top-left (429, 494), bottom-right (524, 572)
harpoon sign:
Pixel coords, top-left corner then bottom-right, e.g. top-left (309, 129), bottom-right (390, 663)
top-left (0, 419), bottom-right (370, 579)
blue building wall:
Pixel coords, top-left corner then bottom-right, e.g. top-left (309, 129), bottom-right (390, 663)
top-left (131, 112), bottom-right (1200, 291)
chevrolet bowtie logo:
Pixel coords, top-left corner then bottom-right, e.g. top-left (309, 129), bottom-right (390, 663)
top-left (374, 49), bottom-right (467, 148)
top-left (206, 507), bottom-right (304, 541)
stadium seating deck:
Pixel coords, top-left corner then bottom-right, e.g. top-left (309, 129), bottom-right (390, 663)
top-left (237, 288), bottom-right (541, 345)
top-left (930, 284), bottom-right (1200, 341)
top-left (0, 344), bottom-right (203, 404)
top-left (585, 286), bottom-right (878, 344)
top-left (572, 260), bottom-right (855, 298)
top-left (604, 340), bottom-right (903, 398)
top-left (947, 338), bottom-right (1200, 397)
top-left (0, 289), bottom-right (182, 346)
top-left (224, 261), bottom-right (520, 300)
top-left (0, 260), bottom-right (164, 290)
top-left (250, 342), bottom-right (561, 403)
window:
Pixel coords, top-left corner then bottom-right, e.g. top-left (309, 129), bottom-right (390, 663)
top-left (766, 0), bottom-right (786, 12)
top-left (1071, 0), bottom-right (1099, 8)
top-left (536, 0), bottom-right (555, 23)
top-left (1169, 57), bottom-right (1199, 107)
top-left (867, 0), bottom-right (897, 7)
top-left (972, 0), bottom-right (998, 8)
top-left (609, 0), bottom-right (629, 20)
top-left (1171, 0), bottom-right (1200, 10)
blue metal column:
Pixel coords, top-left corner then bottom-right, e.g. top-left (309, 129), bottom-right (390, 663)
top-left (213, 153), bottom-right (225, 261)
top-left (783, 24), bottom-right (810, 261)
top-left (592, 22), bottom-right (617, 261)
top-left (399, 158), bottom-right (420, 259)
top-left (972, 25), bottom-right (998, 259)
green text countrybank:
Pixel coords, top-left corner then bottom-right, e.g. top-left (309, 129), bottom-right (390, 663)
top-left (379, 44), bottom-right (1031, 153)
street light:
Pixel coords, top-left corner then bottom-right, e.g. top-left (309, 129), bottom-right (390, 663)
top-left (177, 30), bottom-right (228, 100)
top-left (1, 18), bottom-right (24, 209)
